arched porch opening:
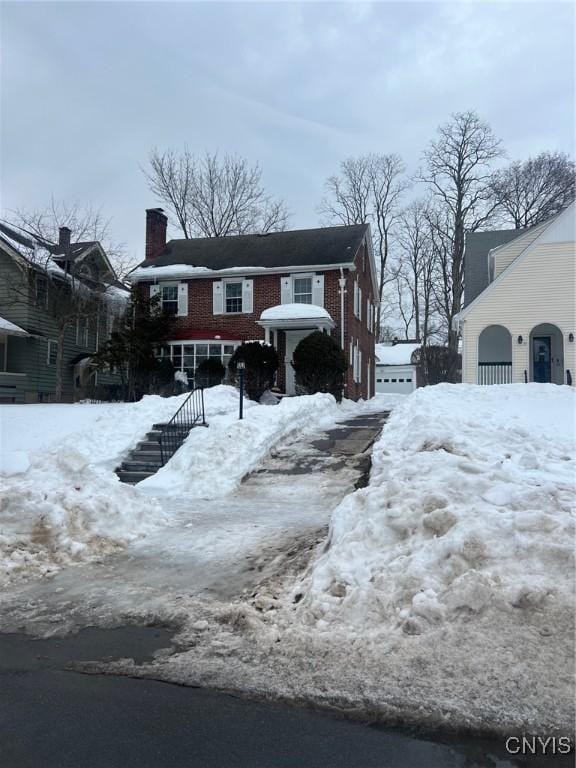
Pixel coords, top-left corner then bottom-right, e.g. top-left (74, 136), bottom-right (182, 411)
top-left (478, 325), bottom-right (512, 384)
top-left (530, 323), bottom-right (564, 384)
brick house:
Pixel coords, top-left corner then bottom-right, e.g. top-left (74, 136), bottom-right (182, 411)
top-left (128, 208), bottom-right (378, 400)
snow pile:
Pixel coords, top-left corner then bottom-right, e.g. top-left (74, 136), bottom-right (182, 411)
top-left (1, 395), bottom-right (187, 475)
top-left (0, 386), bottom-right (375, 584)
top-left (0, 388), bottom-right (240, 584)
top-left (138, 391), bottom-right (344, 498)
top-left (296, 384), bottom-right (575, 635)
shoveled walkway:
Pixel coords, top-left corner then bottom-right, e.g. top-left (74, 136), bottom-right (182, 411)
top-left (0, 411), bottom-right (390, 636)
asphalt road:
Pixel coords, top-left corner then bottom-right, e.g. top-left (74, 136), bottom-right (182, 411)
top-left (0, 628), bottom-right (572, 768)
top-left (0, 669), bottom-right (519, 768)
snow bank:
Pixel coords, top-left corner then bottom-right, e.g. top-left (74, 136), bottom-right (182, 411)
top-left (1, 395), bottom-right (187, 475)
top-left (0, 386), bottom-right (377, 585)
top-left (138, 391), bottom-right (344, 498)
top-left (0, 394), bottom-right (199, 585)
top-left (298, 384), bottom-right (575, 632)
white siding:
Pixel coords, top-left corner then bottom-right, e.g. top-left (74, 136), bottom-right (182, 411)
top-left (461, 241), bottom-right (576, 384)
top-left (492, 220), bottom-right (549, 278)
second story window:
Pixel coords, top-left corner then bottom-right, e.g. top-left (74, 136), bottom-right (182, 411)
top-left (293, 276), bottom-right (313, 304)
top-left (225, 281), bottom-right (243, 313)
top-left (47, 339), bottom-right (58, 365)
top-left (161, 284), bottom-right (178, 315)
top-left (35, 274), bottom-right (48, 308)
top-left (76, 317), bottom-right (88, 347)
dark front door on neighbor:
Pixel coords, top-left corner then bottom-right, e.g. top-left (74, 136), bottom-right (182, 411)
top-left (533, 336), bottom-right (552, 383)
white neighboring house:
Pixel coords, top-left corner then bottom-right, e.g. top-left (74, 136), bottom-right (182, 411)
top-left (455, 203), bottom-right (576, 386)
top-left (375, 342), bottom-right (419, 394)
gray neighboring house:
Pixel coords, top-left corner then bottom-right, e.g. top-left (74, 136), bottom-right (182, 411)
top-left (0, 222), bottom-right (129, 403)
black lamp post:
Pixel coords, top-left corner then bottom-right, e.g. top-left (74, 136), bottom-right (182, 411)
top-left (237, 361), bottom-right (246, 420)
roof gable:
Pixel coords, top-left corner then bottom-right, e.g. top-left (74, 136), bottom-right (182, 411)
top-left (457, 202), bottom-right (575, 324)
top-left (464, 228), bottom-right (524, 306)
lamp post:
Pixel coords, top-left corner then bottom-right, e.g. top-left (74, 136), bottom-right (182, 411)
top-left (237, 361), bottom-right (246, 420)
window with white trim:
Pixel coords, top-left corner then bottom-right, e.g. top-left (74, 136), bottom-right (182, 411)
top-left (76, 317), bottom-right (88, 347)
top-left (161, 284), bottom-right (179, 315)
top-left (157, 341), bottom-right (238, 379)
top-left (225, 281), bottom-right (243, 313)
top-left (353, 281), bottom-right (359, 317)
top-left (292, 276), bottom-right (313, 304)
top-left (47, 339), bottom-right (58, 365)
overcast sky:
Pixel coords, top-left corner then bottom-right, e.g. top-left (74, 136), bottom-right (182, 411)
top-left (1, 1), bottom-right (574, 263)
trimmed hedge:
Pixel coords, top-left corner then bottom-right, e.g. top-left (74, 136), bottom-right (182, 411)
top-left (228, 342), bottom-right (279, 401)
top-left (292, 331), bottom-right (347, 401)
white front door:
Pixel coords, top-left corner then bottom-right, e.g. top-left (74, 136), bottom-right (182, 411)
top-left (284, 330), bottom-right (312, 395)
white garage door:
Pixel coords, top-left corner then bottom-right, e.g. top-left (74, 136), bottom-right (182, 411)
top-left (375, 365), bottom-right (416, 394)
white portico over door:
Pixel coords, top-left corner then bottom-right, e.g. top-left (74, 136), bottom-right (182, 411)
top-left (257, 303), bottom-right (336, 395)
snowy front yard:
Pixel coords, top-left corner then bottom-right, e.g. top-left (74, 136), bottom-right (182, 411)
top-left (0, 382), bottom-right (574, 736)
top-left (0, 387), bottom-right (389, 585)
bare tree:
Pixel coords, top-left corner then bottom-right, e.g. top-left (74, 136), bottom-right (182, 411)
top-left (417, 111), bottom-right (504, 362)
top-left (489, 151), bottom-right (575, 229)
top-left (144, 148), bottom-right (289, 238)
top-left (7, 198), bottom-right (133, 279)
top-left (394, 200), bottom-right (441, 347)
top-left (318, 153), bottom-right (409, 337)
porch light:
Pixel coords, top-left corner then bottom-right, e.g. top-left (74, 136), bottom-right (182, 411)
top-left (569, 333), bottom-right (574, 343)
top-left (517, 335), bottom-right (523, 345)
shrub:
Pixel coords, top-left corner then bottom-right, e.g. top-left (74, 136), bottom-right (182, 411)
top-left (195, 358), bottom-right (226, 388)
top-left (413, 345), bottom-right (462, 385)
top-left (292, 331), bottom-right (347, 401)
top-left (228, 342), bottom-right (279, 401)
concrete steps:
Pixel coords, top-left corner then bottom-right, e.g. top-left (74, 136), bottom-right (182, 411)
top-left (115, 423), bottom-right (193, 485)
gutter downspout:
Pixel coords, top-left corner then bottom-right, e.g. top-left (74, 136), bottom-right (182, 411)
top-left (338, 268), bottom-right (346, 350)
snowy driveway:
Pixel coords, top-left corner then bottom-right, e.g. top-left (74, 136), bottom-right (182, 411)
top-left (0, 411), bottom-right (389, 635)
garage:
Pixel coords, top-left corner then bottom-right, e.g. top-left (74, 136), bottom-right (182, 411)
top-left (375, 342), bottom-right (419, 395)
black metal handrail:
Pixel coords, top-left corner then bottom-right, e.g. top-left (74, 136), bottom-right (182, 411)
top-left (567, 369), bottom-right (573, 386)
top-left (159, 387), bottom-right (206, 466)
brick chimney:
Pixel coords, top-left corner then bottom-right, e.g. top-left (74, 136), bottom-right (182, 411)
top-left (59, 226), bottom-right (71, 249)
top-left (145, 208), bottom-right (168, 261)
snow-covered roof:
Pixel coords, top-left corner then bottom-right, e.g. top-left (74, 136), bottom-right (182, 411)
top-left (102, 284), bottom-right (130, 304)
top-left (0, 315), bottom-right (29, 337)
top-left (375, 343), bottom-right (419, 366)
top-left (260, 304), bottom-right (332, 321)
